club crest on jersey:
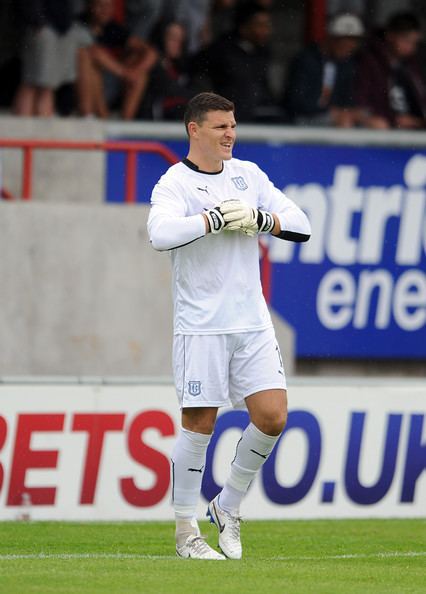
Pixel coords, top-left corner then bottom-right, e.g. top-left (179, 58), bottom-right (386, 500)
top-left (231, 176), bottom-right (248, 191)
top-left (188, 381), bottom-right (202, 396)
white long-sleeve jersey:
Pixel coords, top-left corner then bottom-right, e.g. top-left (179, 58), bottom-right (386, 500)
top-left (148, 158), bottom-right (311, 335)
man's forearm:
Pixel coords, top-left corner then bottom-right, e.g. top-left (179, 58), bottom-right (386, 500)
top-left (148, 214), bottom-right (207, 251)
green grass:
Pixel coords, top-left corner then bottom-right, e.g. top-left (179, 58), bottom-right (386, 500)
top-left (0, 520), bottom-right (425, 594)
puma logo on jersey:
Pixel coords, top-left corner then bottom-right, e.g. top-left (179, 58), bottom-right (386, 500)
top-left (197, 186), bottom-right (209, 194)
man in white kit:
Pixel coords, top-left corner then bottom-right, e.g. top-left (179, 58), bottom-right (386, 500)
top-left (148, 92), bottom-right (311, 560)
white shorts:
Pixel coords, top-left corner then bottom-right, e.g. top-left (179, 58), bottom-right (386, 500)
top-left (173, 327), bottom-right (286, 409)
top-left (22, 24), bottom-right (92, 89)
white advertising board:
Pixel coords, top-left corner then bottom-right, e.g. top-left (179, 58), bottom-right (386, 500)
top-left (0, 381), bottom-right (424, 520)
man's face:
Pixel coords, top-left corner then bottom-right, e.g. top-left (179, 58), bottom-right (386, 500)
top-left (90, 0), bottom-right (114, 25)
top-left (164, 23), bottom-right (186, 60)
top-left (192, 110), bottom-right (236, 162)
top-left (241, 13), bottom-right (272, 47)
top-left (329, 36), bottom-right (361, 60)
top-left (387, 30), bottom-right (422, 59)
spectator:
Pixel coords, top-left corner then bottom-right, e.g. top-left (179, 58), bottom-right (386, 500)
top-left (142, 20), bottom-right (194, 120)
top-left (283, 13), bottom-right (364, 127)
top-left (77, 0), bottom-right (157, 119)
top-left (125, 0), bottom-right (211, 55)
top-left (125, 0), bottom-right (171, 42)
top-left (193, 2), bottom-right (276, 122)
top-left (355, 12), bottom-right (426, 129)
top-left (175, 0), bottom-right (211, 55)
top-left (13, 0), bottom-right (92, 116)
top-left (208, 0), bottom-right (238, 40)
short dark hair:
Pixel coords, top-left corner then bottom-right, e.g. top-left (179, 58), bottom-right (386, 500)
top-left (234, 2), bottom-right (268, 30)
top-left (184, 92), bottom-right (234, 134)
top-left (386, 11), bottom-right (421, 34)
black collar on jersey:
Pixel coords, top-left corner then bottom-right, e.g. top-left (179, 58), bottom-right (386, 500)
top-left (182, 158), bottom-right (223, 175)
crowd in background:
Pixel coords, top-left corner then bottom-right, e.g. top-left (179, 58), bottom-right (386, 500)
top-left (0, 0), bottom-right (425, 129)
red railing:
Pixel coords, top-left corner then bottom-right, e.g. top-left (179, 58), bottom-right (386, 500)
top-left (0, 139), bottom-right (179, 203)
top-left (260, 241), bottom-right (272, 304)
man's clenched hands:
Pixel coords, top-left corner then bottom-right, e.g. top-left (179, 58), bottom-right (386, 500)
top-left (220, 199), bottom-right (275, 236)
top-left (204, 199), bottom-right (275, 236)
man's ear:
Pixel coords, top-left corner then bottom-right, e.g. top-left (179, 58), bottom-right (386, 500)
top-left (188, 121), bottom-right (198, 138)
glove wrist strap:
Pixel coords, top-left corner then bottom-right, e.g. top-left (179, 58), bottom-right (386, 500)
top-left (205, 208), bottom-right (225, 234)
top-left (257, 210), bottom-right (275, 234)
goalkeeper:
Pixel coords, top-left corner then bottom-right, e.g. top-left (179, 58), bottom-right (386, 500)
top-left (147, 92), bottom-right (311, 560)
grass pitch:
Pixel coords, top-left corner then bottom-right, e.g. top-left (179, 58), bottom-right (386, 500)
top-left (0, 519), bottom-right (424, 594)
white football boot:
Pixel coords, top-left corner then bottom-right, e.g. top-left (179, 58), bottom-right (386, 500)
top-left (207, 495), bottom-right (242, 559)
top-left (176, 534), bottom-right (226, 560)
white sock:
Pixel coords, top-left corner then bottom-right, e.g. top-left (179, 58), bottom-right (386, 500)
top-left (171, 427), bottom-right (211, 521)
top-left (219, 423), bottom-right (281, 515)
top-left (175, 518), bottom-right (200, 547)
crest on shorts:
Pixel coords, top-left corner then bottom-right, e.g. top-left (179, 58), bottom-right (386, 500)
top-left (231, 176), bottom-right (248, 191)
top-left (188, 381), bottom-right (201, 396)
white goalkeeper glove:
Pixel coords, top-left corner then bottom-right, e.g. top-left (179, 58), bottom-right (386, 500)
top-left (220, 200), bottom-right (275, 236)
top-left (204, 199), bottom-right (249, 234)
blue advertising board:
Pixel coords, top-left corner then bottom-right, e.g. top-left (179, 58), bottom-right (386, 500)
top-left (106, 140), bottom-right (426, 360)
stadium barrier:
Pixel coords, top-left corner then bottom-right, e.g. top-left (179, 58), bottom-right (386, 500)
top-left (0, 377), bottom-right (424, 521)
top-left (0, 138), bottom-right (179, 202)
top-left (0, 117), bottom-right (424, 375)
top-left (104, 123), bottom-right (426, 366)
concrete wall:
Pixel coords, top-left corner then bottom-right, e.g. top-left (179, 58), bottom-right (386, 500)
top-left (0, 202), bottom-right (172, 375)
top-left (0, 201), bottom-right (295, 376)
top-left (0, 117), bottom-right (104, 203)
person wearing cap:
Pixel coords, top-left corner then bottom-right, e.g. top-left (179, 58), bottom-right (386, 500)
top-left (354, 11), bottom-right (426, 129)
top-left (283, 13), bottom-right (364, 126)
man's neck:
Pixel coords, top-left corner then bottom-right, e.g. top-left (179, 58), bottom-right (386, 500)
top-left (186, 151), bottom-right (223, 173)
